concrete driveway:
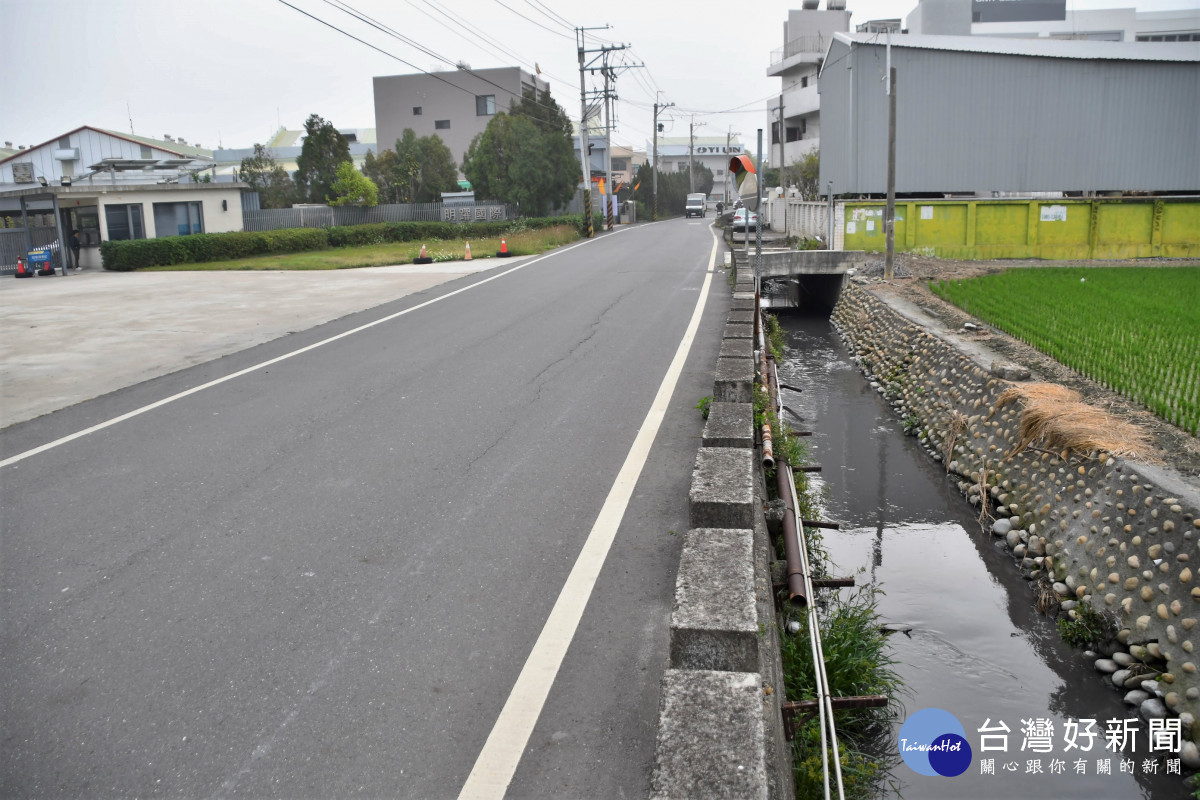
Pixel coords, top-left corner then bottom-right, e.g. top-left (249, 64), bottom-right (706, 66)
top-left (0, 261), bottom-right (506, 429)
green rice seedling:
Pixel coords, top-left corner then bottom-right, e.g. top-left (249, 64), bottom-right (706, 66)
top-left (931, 267), bottom-right (1200, 435)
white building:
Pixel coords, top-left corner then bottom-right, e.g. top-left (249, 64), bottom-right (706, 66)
top-left (652, 137), bottom-right (747, 204)
top-left (766, 1), bottom-right (852, 175)
top-left (906, 0), bottom-right (1200, 41)
top-left (211, 126), bottom-right (378, 184)
top-left (0, 127), bottom-right (245, 270)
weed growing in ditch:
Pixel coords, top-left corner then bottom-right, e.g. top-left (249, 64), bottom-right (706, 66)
top-left (696, 396), bottom-right (712, 419)
top-left (1057, 601), bottom-right (1118, 650)
top-left (764, 313), bottom-right (787, 362)
top-left (781, 587), bottom-right (903, 800)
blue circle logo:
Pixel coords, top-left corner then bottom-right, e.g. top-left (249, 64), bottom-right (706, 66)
top-left (897, 708), bottom-right (972, 777)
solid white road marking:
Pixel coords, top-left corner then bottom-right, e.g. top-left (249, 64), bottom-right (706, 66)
top-left (456, 231), bottom-right (719, 799)
top-left (0, 233), bottom-right (632, 469)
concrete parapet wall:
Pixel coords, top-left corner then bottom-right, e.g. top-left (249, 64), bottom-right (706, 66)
top-left (703, 402), bottom-right (754, 449)
top-left (650, 670), bottom-right (768, 800)
top-left (670, 528), bottom-right (759, 673)
top-left (756, 249), bottom-right (866, 279)
top-left (651, 294), bottom-right (794, 799)
top-left (831, 280), bottom-right (1200, 753)
top-left (713, 357), bottom-right (754, 404)
top-left (689, 447), bottom-right (755, 530)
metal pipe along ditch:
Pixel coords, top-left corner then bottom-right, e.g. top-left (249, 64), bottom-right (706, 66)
top-left (758, 307), bottom-right (846, 800)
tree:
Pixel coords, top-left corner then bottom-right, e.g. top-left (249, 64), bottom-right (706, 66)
top-left (294, 114), bottom-right (351, 204)
top-left (329, 161), bottom-right (378, 207)
top-left (690, 162), bottom-right (715, 196)
top-left (632, 162), bottom-right (693, 217)
top-left (461, 87), bottom-right (578, 216)
top-left (392, 129), bottom-right (459, 203)
top-left (794, 149), bottom-right (820, 200)
top-left (238, 144), bottom-right (296, 208)
top-left (415, 134), bottom-right (459, 202)
top-left (363, 149), bottom-right (402, 204)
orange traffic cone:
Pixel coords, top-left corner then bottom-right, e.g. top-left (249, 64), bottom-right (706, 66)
top-left (497, 238), bottom-right (511, 258)
top-left (414, 244), bottom-right (433, 264)
top-left (14, 257), bottom-right (32, 278)
top-left (464, 241), bottom-right (472, 261)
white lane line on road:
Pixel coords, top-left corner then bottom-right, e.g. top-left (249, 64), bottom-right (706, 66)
top-left (0, 233), bottom-right (634, 469)
top-left (457, 231), bottom-right (720, 800)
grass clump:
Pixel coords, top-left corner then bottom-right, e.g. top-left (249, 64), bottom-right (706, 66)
top-left (1057, 600), bottom-right (1118, 650)
top-left (782, 588), bottom-right (903, 800)
top-left (764, 313), bottom-right (787, 362)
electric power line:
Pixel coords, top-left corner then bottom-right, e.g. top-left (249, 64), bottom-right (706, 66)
top-left (490, 0), bottom-right (575, 40)
top-left (279, 0), bottom-right (566, 130)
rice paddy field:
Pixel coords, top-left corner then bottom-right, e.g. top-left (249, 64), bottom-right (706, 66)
top-left (930, 266), bottom-right (1200, 436)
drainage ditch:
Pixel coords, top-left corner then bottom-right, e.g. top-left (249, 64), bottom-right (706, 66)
top-left (775, 309), bottom-right (1182, 799)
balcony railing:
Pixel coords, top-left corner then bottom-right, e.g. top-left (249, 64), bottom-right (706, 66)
top-left (769, 34), bottom-right (830, 66)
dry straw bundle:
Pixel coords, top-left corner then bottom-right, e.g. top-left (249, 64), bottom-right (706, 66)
top-left (990, 383), bottom-right (1151, 461)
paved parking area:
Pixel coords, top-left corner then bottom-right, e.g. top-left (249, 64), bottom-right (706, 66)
top-left (0, 262), bottom-right (505, 429)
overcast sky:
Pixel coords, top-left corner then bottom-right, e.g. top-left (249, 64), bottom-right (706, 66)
top-left (1, 0), bottom-right (1191, 162)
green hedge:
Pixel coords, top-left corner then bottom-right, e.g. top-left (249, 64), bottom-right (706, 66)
top-left (100, 228), bottom-right (328, 271)
top-left (100, 216), bottom-right (583, 271)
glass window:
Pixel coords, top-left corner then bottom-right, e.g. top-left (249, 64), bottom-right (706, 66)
top-left (105, 204), bottom-right (145, 241)
top-left (153, 201), bottom-right (204, 237)
top-left (140, 145), bottom-right (153, 159)
top-left (476, 94), bottom-right (496, 116)
top-left (413, 106), bottom-right (422, 115)
top-left (435, 120), bottom-right (451, 130)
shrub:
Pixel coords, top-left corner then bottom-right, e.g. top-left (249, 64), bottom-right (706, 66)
top-left (99, 215), bottom-right (583, 270)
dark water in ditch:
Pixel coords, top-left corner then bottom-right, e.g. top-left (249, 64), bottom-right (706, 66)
top-left (775, 311), bottom-right (1181, 800)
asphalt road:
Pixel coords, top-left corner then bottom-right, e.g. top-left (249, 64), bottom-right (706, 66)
top-left (0, 218), bottom-right (729, 799)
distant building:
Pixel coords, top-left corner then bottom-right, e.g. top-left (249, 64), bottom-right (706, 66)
top-left (652, 137), bottom-right (747, 203)
top-left (0, 126), bottom-right (243, 270)
top-left (211, 126), bottom-right (377, 183)
top-left (905, 0), bottom-right (1200, 41)
top-left (373, 67), bottom-right (548, 178)
top-left (609, 145), bottom-right (647, 189)
top-left (818, 34), bottom-right (1200, 195)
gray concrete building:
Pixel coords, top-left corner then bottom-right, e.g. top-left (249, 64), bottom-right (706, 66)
top-left (373, 67), bottom-right (548, 177)
top-left (818, 33), bottom-right (1200, 195)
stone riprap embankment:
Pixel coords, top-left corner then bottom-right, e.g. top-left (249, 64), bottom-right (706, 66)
top-left (650, 276), bottom-right (794, 800)
top-left (831, 280), bottom-right (1200, 765)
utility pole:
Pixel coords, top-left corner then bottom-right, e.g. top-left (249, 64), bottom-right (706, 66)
top-left (778, 94), bottom-right (789, 239)
top-left (604, 66), bottom-right (614, 230)
top-left (578, 39), bottom-right (633, 233)
top-left (726, 127), bottom-right (739, 205)
top-left (653, 95), bottom-right (673, 221)
top-left (577, 27), bottom-right (625, 237)
top-left (576, 27), bottom-right (598, 239)
top-left (885, 31), bottom-right (896, 280)
top-left (688, 117), bottom-right (696, 194)
top-left (756, 128), bottom-right (763, 290)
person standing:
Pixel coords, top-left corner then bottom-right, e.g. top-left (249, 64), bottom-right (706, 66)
top-left (69, 230), bottom-right (81, 269)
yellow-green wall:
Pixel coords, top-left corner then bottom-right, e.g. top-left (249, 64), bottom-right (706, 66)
top-left (843, 198), bottom-right (1200, 259)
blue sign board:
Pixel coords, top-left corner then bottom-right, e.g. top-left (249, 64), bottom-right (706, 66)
top-left (27, 248), bottom-right (52, 264)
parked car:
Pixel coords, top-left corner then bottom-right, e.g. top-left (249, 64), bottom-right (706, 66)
top-left (731, 208), bottom-right (758, 232)
top-left (684, 193), bottom-right (707, 218)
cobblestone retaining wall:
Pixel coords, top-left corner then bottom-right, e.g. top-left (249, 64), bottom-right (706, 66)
top-left (831, 281), bottom-right (1200, 761)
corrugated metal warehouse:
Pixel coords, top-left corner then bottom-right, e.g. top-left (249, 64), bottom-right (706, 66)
top-left (818, 34), bottom-right (1200, 195)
